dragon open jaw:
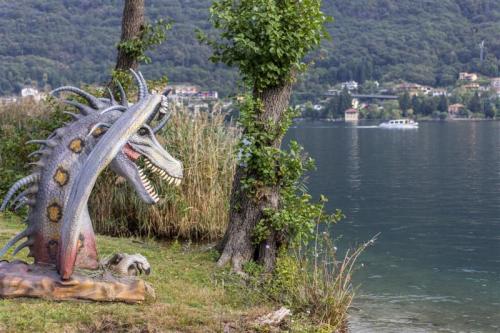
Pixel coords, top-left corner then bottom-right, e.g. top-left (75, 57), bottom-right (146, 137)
top-left (137, 165), bottom-right (160, 203)
top-left (144, 159), bottom-right (182, 187)
top-left (123, 143), bottom-right (182, 204)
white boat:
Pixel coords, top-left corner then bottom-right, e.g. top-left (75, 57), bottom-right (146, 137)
top-left (379, 119), bottom-right (419, 129)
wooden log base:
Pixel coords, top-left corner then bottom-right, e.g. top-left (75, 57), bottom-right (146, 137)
top-left (0, 260), bottom-right (155, 303)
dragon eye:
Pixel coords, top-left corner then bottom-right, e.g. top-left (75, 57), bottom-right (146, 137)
top-left (138, 128), bottom-right (148, 136)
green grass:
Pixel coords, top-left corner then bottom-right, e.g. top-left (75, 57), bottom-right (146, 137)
top-left (0, 213), bottom-right (272, 333)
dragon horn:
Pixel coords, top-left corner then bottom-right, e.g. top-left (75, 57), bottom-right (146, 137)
top-left (130, 69), bottom-right (147, 101)
top-left (51, 86), bottom-right (103, 110)
top-left (116, 81), bottom-right (128, 106)
top-left (0, 174), bottom-right (40, 211)
top-left (0, 229), bottom-right (30, 258)
top-left (107, 88), bottom-right (117, 105)
top-left (153, 112), bottom-right (172, 134)
top-left (138, 71), bottom-right (149, 95)
top-left (61, 100), bottom-right (96, 116)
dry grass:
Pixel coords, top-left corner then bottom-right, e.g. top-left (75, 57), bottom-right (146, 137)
top-left (90, 108), bottom-right (239, 241)
top-left (0, 99), bottom-right (52, 124)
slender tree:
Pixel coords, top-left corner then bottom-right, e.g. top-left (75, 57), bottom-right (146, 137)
top-left (468, 92), bottom-right (481, 114)
top-left (484, 100), bottom-right (496, 119)
top-left (202, 0), bottom-right (330, 272)
top-left (339, 87), bottom-right (353, 114)
top-left (437, 94), bottom-right (449, 113)
top-left (115, 0), bottom-right (145, 71)
top-left (399, 92), bottom-right (411, 114)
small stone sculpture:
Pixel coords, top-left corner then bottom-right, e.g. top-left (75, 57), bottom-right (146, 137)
top-left (101, 253), bottom-right (151, 276)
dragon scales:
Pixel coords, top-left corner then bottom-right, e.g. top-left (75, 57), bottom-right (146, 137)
top-left (0, 71), bottom-right (183, 280)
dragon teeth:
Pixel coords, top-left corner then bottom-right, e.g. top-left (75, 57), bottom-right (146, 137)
top-left (174, 179), bottom-right (181, 186)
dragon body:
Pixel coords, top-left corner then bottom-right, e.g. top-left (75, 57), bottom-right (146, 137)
top-left (0, 72), bottom-right (183, 280)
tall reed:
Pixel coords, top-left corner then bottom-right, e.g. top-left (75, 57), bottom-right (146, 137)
top-left (90, 109), bottom-right (239, 241)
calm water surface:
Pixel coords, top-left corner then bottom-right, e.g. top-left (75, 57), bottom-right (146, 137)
top-left (288, 121), bottom-right (500, 332)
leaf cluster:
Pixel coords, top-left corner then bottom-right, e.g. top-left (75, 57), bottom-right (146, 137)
top-left (236, 96), bottom-right (341, 245)
top-left (200, 0), bottom-right (330, 91)
top-left (117, 19), bottom-right (172, 65)
top-left (236, 96), bottom-right (302, 193)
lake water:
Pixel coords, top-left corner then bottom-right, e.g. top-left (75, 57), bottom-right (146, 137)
top-left (288, 121), bottom-right (500, 333)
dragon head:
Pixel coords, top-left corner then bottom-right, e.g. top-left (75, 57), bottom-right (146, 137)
top-left (112, 95), bottom-right (183, 204)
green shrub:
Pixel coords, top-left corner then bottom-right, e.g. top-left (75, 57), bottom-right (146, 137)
top-left (0, 99), bottom-right (68, 199)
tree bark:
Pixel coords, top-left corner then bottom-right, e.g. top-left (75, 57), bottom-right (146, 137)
top-left (217, 81), bottom-right (294, 273)
top-left (115, 0), bottom-right (145, 71)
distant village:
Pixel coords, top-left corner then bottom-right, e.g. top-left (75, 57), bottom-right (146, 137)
top-left (2, 73), bottom-right (500, 122)
top-left (0, 83), bottom-right (228, 115)
top-left (299, 73), bottom-right (500, 121)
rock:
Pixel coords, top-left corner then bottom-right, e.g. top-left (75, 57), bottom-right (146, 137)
top-left (255, 307), bottom-right (292, 326)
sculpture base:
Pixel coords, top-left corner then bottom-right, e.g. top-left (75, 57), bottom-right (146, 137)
top-left (0, 261), bottom-right (155, 303)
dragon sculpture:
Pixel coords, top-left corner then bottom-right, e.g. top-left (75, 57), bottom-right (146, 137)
top-left (0, 71), bottom-right (183, 281)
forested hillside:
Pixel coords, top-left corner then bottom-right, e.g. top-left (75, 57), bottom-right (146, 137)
top-left (1, 0), bottom-right (499, 96)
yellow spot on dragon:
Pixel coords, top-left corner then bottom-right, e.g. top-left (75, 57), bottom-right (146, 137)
top-left (53, 167), bottom-right (69, 186)
top-left (92, 127), bottom-right (106, 138)
top-left (69, 138), bottom-right (84, 153)
top-left (47, 203), bottom-right (62, 223)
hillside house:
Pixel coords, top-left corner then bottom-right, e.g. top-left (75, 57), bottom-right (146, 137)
top-left (459, 72), bottom-right (478, 82)
top-left (448, 103), bottom-right (464, 117)
top-left (463, 83), bottom-right (480, 91)
top-left (340, 81), bottom-right (359, 91)
top-left (344, 108), bottom-right (359, 121)
top-left (21, 87), bottom-right (46, 102)
top-left (431, 88), bottom-right (448, 97)
top-left (165, 84), bottom-right (200, 96)
top-left (491, 78), bottom-right (500, 92)
top-left (197, 91), bottom-right (219, 100)
top-left (394, 82), bottom-right (431, 96)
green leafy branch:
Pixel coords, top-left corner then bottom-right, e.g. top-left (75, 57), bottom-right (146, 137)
top-left (199, 0), bottom-right (331, 91)
top-left (117, 18), bottom-right (172, 65)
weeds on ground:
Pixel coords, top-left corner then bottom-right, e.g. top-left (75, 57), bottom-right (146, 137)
top-left (243, 198), bottom-right (376, 332)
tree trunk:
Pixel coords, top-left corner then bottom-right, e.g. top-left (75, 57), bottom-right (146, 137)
top-left (115, 0), bottom-right (145, 71)
top-left (217, 81), bottom-right (294, 273)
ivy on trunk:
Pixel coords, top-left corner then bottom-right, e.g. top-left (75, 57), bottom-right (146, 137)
top-left (201, 0), bottom-right (331, 272)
